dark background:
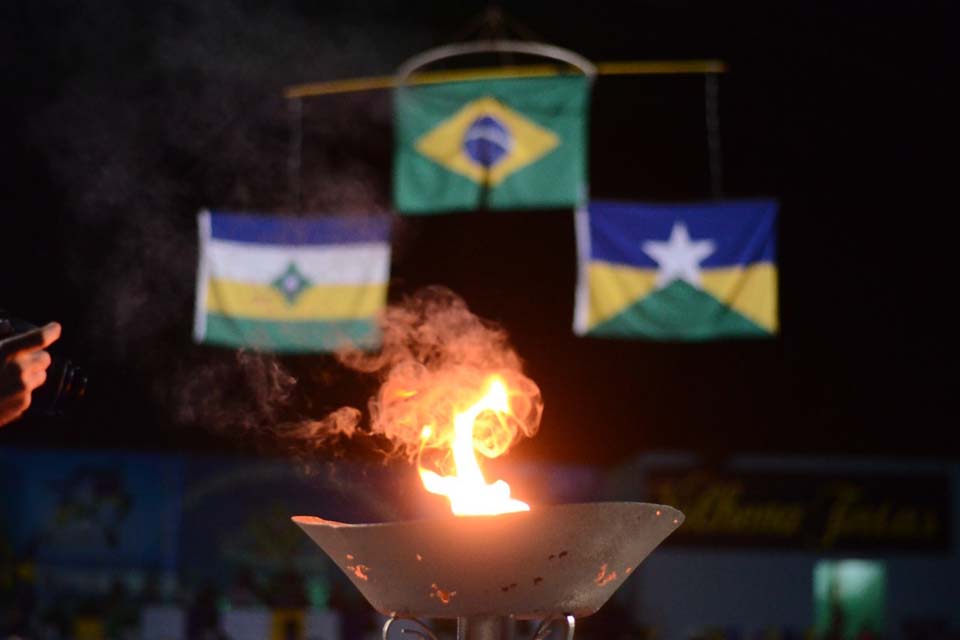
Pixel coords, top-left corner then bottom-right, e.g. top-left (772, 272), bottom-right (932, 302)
top-left (0, 1), bottom-right (953, 466)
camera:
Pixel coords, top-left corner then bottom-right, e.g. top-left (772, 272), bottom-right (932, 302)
top-left (0, 312), bottom-right (87, 416)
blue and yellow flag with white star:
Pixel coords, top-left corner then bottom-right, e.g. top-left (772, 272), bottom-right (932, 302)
top-left (194, 211), bottom-right (390, 352)
top-left (394, 76), bottom-right (589, 214)
top-left (574, 200), bottom-right (778, 340)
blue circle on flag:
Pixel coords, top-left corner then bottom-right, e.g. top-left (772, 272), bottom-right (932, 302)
top-left (463, 115), bottom-right (512, 168)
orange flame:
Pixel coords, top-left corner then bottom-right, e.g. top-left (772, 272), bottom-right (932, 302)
top-left (417, 375), bottom-right (531, 516)
top-left (306, 290), bottom-right (542, 516)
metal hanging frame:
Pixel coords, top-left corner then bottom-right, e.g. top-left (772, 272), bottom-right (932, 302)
top-left (284, 31), bottom-right (726, 209)
top-left (394, 40), bottom-right (598, 87)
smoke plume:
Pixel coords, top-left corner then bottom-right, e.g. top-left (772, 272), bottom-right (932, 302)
top-left (289, 287), bottom-right (544, 464)
top-left (27, 1), bottom-right (426, 441)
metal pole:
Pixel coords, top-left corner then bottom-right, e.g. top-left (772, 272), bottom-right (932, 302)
top-left (458, 616), bottom-right (507, 640)
top-left (284, 60), bottom-right (727, 99)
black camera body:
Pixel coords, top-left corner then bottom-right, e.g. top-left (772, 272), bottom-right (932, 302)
top-left (0, 313), bottom-right (87, 416)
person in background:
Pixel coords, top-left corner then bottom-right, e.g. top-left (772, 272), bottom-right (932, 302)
top-left (0, 320), bottom-right (60, 428)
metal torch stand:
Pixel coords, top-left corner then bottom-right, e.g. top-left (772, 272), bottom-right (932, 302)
top-left (458, 616), bottom-right (507, 640)
top-left (383, 614), bottom-right (575, 640)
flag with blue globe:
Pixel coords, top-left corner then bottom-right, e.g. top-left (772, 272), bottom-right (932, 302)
top-left (394, 76), bottom-right (589, 214)
top-left (463, 115), bottom-right (512, 168)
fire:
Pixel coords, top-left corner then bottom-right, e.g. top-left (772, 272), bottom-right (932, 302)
top-left (417, 375), bottom-right (530, 516)
top-left (308, 290), bottom-right (543, 516)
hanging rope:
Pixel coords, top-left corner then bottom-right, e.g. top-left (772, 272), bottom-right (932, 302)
top-left (287, 96), bottom-right (303, 212)
top-left (705, 72), bottom-right (724, 198)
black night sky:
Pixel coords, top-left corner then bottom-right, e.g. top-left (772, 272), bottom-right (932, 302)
top-left (0, 1), bottom-right (953, 466)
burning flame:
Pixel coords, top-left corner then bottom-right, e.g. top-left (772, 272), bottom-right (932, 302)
top-left (417, 375), bottom-right (530, 516)
top-left (303, 290), bottom-right (543, 516)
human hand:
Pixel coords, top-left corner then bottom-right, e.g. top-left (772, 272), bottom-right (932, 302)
top-left (0, 322), bottom-right (61, 427)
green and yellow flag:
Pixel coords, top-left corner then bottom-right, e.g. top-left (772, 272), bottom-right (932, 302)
top-left (394, 76), bottom-right (589, 214)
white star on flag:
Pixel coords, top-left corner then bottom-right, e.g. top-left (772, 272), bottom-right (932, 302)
top-left (642, 221), bottom-right (717, 289)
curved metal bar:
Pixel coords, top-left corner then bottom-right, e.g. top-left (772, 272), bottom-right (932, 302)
top-left (396, 40), bottom-right (596, 85)
top-left (530, 614), bottom-right (576, 640)
top-left (382, 615), bottom-right (440, 640)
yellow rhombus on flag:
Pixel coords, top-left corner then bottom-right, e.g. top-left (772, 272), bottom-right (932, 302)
top-left (415, 96), bottom-right (559, 186)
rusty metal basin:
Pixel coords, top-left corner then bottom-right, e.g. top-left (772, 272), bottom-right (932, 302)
top-left (292, 501), bottom-right (683, 620)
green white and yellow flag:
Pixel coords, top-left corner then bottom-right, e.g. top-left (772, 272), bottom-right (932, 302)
top-left (194, 211), bottom-right (390, 352)
top-left (394, 75), bottom-right (589, 214)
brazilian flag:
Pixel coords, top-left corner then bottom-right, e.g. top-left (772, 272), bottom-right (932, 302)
top-left (574, 200), bottom-right (779, 340)
top-left (394, 75), bottom-right (589, 214)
